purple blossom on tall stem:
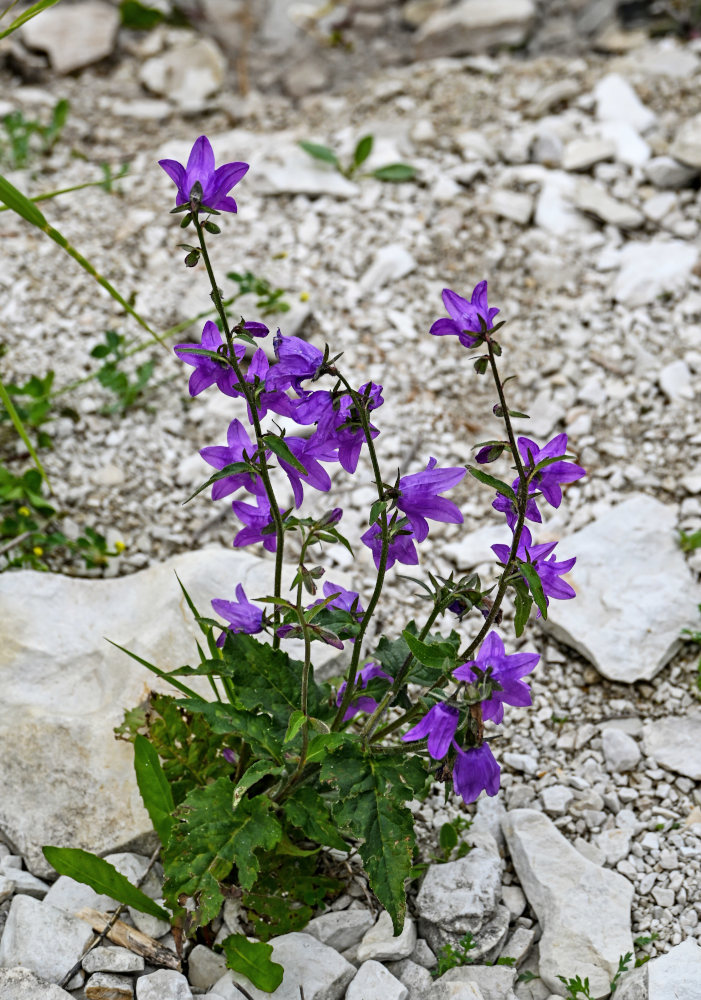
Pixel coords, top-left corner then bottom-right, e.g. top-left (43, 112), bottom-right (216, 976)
top-left (492, 527), bottom-right (576, 609)
top-left (276, 435), bottom-right (332, 508)
top-left (452, 741), bottom-right (501, 804)
top-left (336, 663), bottom-right (393, 722)
top-left (430, 282), bottom-right (499, 350)
top-left (360, 522), bottom-right (418, 571)
top-left (231, 494), bottom-right (284, 552)
top-left (516, 433), bottom-right (585, 509)
top-left (200, 418), bottom-right (267, 500)
top-left (313, 582), bottom-right (364, 618)
top-left (401, 703), bottom-right (460, 760)
top-left (397, 457), bottom-right (466, 542)
top-left (453, 631), bottom-right (539, 724)
top-left (159, 135), bottom-right (249, 212)
top-left (266, 333), bottom-right (325, 393)
top-left (492, 488), bottom-right (542, 531)
top-left (211, 585), bottom-right (263, 646)
top-left (174, 321), bottom-right (244, 397)
top-left (315, 382), bottom-right (383, 475)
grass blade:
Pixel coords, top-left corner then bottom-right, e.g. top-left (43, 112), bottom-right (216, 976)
top-left (0, 0), bottom-right (62, 40)
top-left (0, 377), bottom-right (49, 485)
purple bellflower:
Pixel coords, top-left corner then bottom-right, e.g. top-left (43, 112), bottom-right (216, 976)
top-left (336, 663), bottom-right (393, 722)
top-left (314, 581), bottom-right (364, 618)
top-left (276, 435), bottom-right (332, 508)
top-left (397, 458), bottom-right (466, 542)
top-left (492, 527), bottom-right (576, 609)
top-left (266, 333), bottom-right (325, 394)
top-left (401, 703), bottom-right (460, 760)
top-left (453, 631), bottom-right (539, 724)
top-left (200, 418), bottom-right (267, 500)
top-left (360, 522), bottom-right (419, 571)
top-left (517, 433), bottom-right (586, 509)
top-left (231, 494), bottom-right (283, 552)
top-left (314, 383), bottom-right (383, 474)
top-left (452, 741), bottom-right (501, 804)
top-left (211, 585), bottom-right (263, 646)
top-left (430, 282), bottom-right (499, 350)
top-left (492, 488), bottom-right (542, 531)
top-left (159, 135), bottom-right (248, 212)
top-left (174, 321), bottom-right (244, 398)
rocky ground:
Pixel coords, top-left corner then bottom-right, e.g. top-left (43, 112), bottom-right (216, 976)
top-left (2, 0), bottom-right (701, 997)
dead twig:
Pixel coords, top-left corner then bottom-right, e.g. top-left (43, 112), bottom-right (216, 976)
top-left (76, 908), bottom-right (181, 970)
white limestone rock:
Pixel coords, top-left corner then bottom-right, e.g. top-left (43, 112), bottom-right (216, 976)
top-left (562, 138), bottom-right (615, 172)
top-left (502, 809), bottom-right (634, 997)
top-left (140, 37), bottom-right (227, 113)
top-left (358, 245), bottom-right (417, 293)
top-left (20, 1), bottom-right (119, 74)
top-left (0, 895), bottom-right (94, 983)
top-left (82, 947), bottom-right (145, 974)
top-left (211, 932), bottom-right (355, 1000)
top-left (186, 944), bottom-right (227, 990)
top-left (486, 190), bottom-right (533, 225)
top-left (594, 74), bottom-right (656, 133)
top-left (135, 969), bottom-right (192, 999)
top-left (670, 113), bottom-right (701, 170)
top-left (544, 495), bottom-right (701, 683)
top-left (0, 967), bottom-right (74, 999)
top-left (642, 710), bottom-right (701, 780)
top-left (415, 850), bottom-right (503, 940)
top-left (424, 983), bottom-right (486, 1000)
top-left (346, 961), bottom-right (408, 1000)
top-left (612, 239), bottom-right (698, 306)
top-left (615, 937), bottom-right (701, 1000)
top-left (415, 0), bottom-right (535, 59)
top-left (385, 957), bottom-right (433, 996)
top-left (86, 973), bottom-right (134, 998)
top-left (357, 912), bottom-right (417, 963)
top-left (644, 155), bottom-right (699, 189)
top-left (574, 180), bottom-right (644, 229)
top-left (304, 909), bottom-right (376, 952)
top-left (602, 729), bottom-right (641, 772)
top-left (437, 965), bottom-right (517, 1000)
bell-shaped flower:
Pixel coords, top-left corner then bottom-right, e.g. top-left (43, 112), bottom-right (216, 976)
top-left (159, 135), bottom-right (248, 212)
top-left (200, 419), bottom-right (267, 500)
top-left (174, 320), bottom-right (244, 397)
top-left (360, 522), bottom-right (419, 571)
top-left (336, 663), bottom-right (393, 722)
top-left (401, 703), bottom-right (460, 760)
top-left (452, 741), bottom-right (500, 803)
top-left (276, 435), bottom-right (332, 508)
top-left (517, 433), bottom-right (585, 509)
top-left (211, 585), bottom-right (263, 646)
top-left (492, 527), bottom-right (576, 610)
top-left (265, 333), bottom-right (325, 394)
top-left (397, 457), bottom-right (465, 542)
top-left (430, 282), bottom-right (499, 349)
top-left (231, 494), bottom-right (283, 552)
top-left (453, 631), bottom-right (539, 725)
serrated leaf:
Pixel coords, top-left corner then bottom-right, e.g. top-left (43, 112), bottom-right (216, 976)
top-left (516, 560), bottom-right (548, 620)
top-left (299, 141), bottom-right (339, 165)
top-left (468, 466), bottom-right (516, 502)
top-left (353, 134), bottom-right (374, 167)
top-left (321, 746), bottom-right (426, 933)
top-left (283, 786), bottom-right (348, 853)
top-left (233, 761), bottom-right (284, 809)
top-left (178, 699), bottom-right (285, 763)
top-left (306, 732), bottom-right (351, 764)
top-left (133, 735), bottom-right (175, 847)
top-left (220, 934), bottom-right (284, 993)
top-left (371, 163), bottom-right (416, 182)
top-left (42, 847), bottom-right (170, 920)
top-left (264, 433), bottom-right (307, 475)
top-left (284, 710), bottom-right (306, 743)
top-left (402, 630), bottom-right (455, 671)
top-left (163, 778), bottom-right (282, 924)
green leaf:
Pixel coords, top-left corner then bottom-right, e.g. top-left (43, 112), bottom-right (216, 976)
top-left (371, 163), bottom-right (417, 182)
top-left (468, 466), bottom-right (516, 502)
top-left (179, 699), bottom-right (285, 763)
top-left (133, 735), bottom-right (175, 847)
top-left (402, 630), bottom-right (455, 671)
top-left (163, 778), bottom-right (282, 925)
top-left (0, 0), bottom-right (62, 41)
top-left (299, 141), bottom-right (339, 165)
top-left (264, 434), bottom-right (307, 475)
top-left (232, 761), bottom-right (283, 810)
top-left (0, 377), bottom-right (49, 485)
top-left (120, 0), bottom-right (164, 29)
top-left (106, 640), bottom-right (200, 700)
top-left (284, 710), bottom-right (306, 744)
top-left (513, 583), bottom-right (533, 638)
top-left (321, 746), bottom-right (427, 933)
top-left (516, 560), bottom-right (548, 620)
top-left (42, 847), bottom-right (170, 920)
top-left (305, 732), bottom-right (350, 764)
top-left (369, 498), bottom-right (387, 525)
top-left (182, 461), bottom-right (250, 504)
top-left (439, 822), bottom-right (458, 854)
top-left (283, 786), bottom-right (348, 853)
top-left (353, 135), bottom-right (374, 168)
top-left (220, 934), bottom-right (284, 993)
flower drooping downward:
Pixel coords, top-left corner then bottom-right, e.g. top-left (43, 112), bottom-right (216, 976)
top-left (211, 585), bottom-right (263, 645)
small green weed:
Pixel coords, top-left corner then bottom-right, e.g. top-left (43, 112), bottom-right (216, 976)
top-left (558, 974), bottom-right (593, 999)
top-left (0, 99), bottom-right (69, 169)
top-left (681, 604), bottom-right (701, 693)
top-left (431, 932), bottom-right (476, 978)
top-left (226, 270), bottom-right (291, 317)
top-left (300, 134), bottom-right (417, 183)
top-left (679, 529), bottom-right (701, 552)
top-left (436, 815), bottom-right (473, 862)
top-left (90, 330), bottom-right (156, 414)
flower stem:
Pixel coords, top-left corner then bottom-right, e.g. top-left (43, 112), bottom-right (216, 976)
top-left (193, 216), bottom-right (286, 644)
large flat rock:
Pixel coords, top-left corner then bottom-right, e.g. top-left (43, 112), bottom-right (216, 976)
top-left (544, 495), bottom-right (701, 683)
top-left (642, 710), bottom-right (701, 780)
top-left (502, 809), bottom-right (633, 997)
top-left (0, 548), bottom-right (349, 876)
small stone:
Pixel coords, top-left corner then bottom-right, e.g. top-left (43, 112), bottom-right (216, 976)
top-left (425, 983), bottom-right (486, 1000)
top-left (652, 886), bottom-right (675, 908)
top-left (612, 240), bottom-right (699, 306)
top-left (410, 937), bottom-right (438, 969)
top-left (602, 729), bottom-right (641, 772)
top-left (305, 909), bottom-right (376, 951)
top-left (499, 924), bottom-right (536, 965)
top-left (594, 828), bottom-right (631, 865)
top-left (0, 875), bottom-right (15, 902)
top-left (541, 785), bottom-right (574, 817)
top-left (670, 113), bottom-right (701, 170)
top-left (644, 156), bottom-right (699, 189)
top-left (503, 752), bottom-right (538, 775)
top-left (438, 963), bottom-right (517, 1000)
top-left (85, 973), bottom-right (135, 999)
top-left (357, 912), bottom-right (417, 962)
top-left (83, 946), bottom-right (145, 974)
top-left (659, 360), bottom-right (694, 402)
top-left (562, 137), bottom-right (616, 172)
top-left (647, 937), bottom-right (701, 997)
top-left (186, 944), bottom-right (227, 990)
top-left (594, 74), bottom-right (656, 132)
top-left (414, 0), bottom-right (536, 59)
top-left (135, 970), bottom-right (192, 999)
top-left (574, 180), bottom-right (644, 229)
top-left (128, 905), bottom-right (170, 940)
top-left (346, 961), bottom-right (408, 1000)
top-left (385, 958), bottom-right (433, 995)
top-left (140, 37), bottom-right (227, 112)
top-left (358, 245), bottom-right (417, 293)
top-left (0, 967), bottom-right (74, 999)
top-left (415, 850), bottom-right (503, 939)
top-left (642, 191), bottom-right (677, 223)
top-left (20, 0), bottom-right (119, 73)
top-left (486, 190), bottom-right (533, 224)
top-left (643, 710), bottom-right (701, 779)
top-left (599, 121), bottom-right (650, 167)
top-left (501, 885), bottom-right (526, 920)
top-left (0, 894), bottom-right (94, 982)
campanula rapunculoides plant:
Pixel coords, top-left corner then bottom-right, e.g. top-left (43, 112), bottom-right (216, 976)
top-left (43, 134), bottom-right (585, 983)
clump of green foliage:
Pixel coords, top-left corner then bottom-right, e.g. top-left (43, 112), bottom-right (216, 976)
top-left (90, 330), bottom-right (157, 414)
top-left (300, 134), bottom-right (417, 183)
top-left (0, 99), bottom-right (69, 169)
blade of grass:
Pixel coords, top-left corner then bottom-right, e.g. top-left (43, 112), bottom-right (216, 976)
top-left (0, 0), bottom-right (62, 40)
top-left (0, 377), bottom-right (49, 485)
